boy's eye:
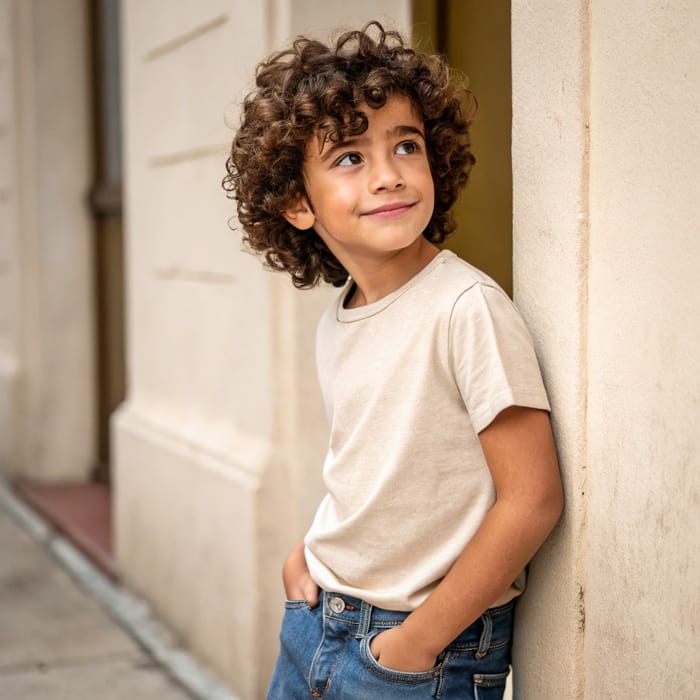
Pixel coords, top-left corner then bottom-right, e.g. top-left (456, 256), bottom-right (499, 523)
top-left (335, 152), bottom-right (363, 167)
top-left (395, 140), bottom-right (420, 155)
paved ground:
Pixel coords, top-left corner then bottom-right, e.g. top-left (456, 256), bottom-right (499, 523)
top-left (0, 504), bottom-right (195, 700)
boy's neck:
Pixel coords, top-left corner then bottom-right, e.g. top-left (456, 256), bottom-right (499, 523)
top-left (344, 238), bottom-right (441, 309)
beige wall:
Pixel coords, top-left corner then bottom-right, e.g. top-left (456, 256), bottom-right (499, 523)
top-left (0, 0), bottom-right (96, 481)
top-left (511, 2), bottom-right (590, 694)
top-left (0, 0), bottom-right (19, 472)
top-left (585, 2), bottom-right (700, 695)
top-left (512, 1), bottom-right (700, 697)
top-left (114, 3), bottom-right (410, 697)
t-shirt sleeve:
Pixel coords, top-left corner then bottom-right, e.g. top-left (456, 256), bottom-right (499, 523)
top-left (449, 282), bottom-right (551, 434)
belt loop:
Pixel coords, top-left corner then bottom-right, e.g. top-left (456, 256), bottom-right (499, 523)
top-left (475, 611), bottom-right (492, 659)
top-left (357, 600), bottom-right (373, 638)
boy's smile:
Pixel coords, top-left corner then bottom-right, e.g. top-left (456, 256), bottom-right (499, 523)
top-left (284, 95), bottom-right (437, 295)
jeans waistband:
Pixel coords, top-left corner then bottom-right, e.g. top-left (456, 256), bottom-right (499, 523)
top-left (319, 590), bottom-right (515, 646)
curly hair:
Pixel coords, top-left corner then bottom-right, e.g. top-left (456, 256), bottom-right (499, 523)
top-left (223, 21), bottom-right (476, 288)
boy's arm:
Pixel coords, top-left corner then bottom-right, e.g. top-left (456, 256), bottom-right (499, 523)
top-left (370, 405), bottom-right (564, 672)
top-left (282, 540), bottom-right (320, 607)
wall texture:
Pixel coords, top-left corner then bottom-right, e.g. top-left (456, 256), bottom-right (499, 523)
top-left (0, 0), bottom-right (18, 472)
top-left (512, 1), bottom-right (700, 697)
top-left (585, 2), bottom-right (700, 696)
top-left (0, 0), bottom-right (96, 480)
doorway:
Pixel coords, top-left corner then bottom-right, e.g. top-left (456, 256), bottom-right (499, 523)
top-left (15, 0), bottom-right (125, 580)
top-left (413, 0), bottom-right (513, 294)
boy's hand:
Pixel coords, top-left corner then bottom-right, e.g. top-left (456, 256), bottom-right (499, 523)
top-left (369, 626), bottom-right (437, 673)
top-left (282, 541), bottom-right (319, 607)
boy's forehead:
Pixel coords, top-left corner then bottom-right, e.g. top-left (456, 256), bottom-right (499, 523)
top-left (308, 95), bottom-right (424, 157)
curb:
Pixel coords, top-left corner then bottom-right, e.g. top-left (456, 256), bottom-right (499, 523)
top-left (0, 474), bottom-right (240, 700)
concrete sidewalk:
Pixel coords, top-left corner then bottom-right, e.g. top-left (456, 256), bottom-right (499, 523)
top-left (0, 480), bottom-right (237, 700)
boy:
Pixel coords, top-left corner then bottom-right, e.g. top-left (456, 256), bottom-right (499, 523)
top-left (224, 22), bottom-right (563, 700)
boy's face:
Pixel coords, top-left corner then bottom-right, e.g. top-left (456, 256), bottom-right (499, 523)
top-left (284, 94), bottom-right (435, 271)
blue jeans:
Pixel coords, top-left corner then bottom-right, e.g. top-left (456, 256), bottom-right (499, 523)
top-left (267, 590), bottom-right (514, 699)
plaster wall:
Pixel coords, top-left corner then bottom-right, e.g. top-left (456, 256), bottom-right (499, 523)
top-left (585, 2), bottom-right (700, 696)
top-left (114, 2), bottom-right (409, 697)
top-left (511, 1), bottom-right (590, 696)
top-left (115, 5), bottom-right (282, 696)
top-left (0, 0), bottom-right (20, 470)
top-left (0, 0), bottom-right (96, 480)
top-left (512, 1), bottom-right (700, 697)
top-left (277, 0), bottom-right (410, 41)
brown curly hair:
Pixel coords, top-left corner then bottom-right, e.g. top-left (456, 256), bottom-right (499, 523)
top-left (223, 21), bottom-right (476, 288)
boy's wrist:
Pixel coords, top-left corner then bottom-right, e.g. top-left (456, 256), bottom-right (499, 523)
top-left (399, 611), bottom-right (448, 659)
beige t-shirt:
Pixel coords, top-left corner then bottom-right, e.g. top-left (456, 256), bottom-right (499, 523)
top-left (304, 250), bottom-right (550, 611)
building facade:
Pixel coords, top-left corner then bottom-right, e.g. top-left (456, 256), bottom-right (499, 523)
top-left (0, 1), bottom-right (698, 698)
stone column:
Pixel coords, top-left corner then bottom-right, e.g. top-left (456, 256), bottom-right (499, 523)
top-left (511, 1), bottom-right (700, 697)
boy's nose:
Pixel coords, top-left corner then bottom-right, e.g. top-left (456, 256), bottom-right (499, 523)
top-left (368, 159), bottom-right (405, 192)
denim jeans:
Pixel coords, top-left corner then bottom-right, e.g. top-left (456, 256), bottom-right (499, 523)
top-left (267, 590), bottom-right (514, 699)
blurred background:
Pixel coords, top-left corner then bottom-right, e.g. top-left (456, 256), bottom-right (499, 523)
top-left (0, 1), bottom-right (698, 699)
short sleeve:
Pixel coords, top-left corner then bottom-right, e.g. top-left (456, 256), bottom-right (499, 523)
top-left (449, 283), bottom-right (551, 433)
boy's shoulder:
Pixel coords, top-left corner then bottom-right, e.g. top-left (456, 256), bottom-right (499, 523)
top-left (415, 250), bottom-right (511, 315)
top-left (435, 251), bottom-right (522, 328)
top-left (436, 249), bottom-right (504, 295)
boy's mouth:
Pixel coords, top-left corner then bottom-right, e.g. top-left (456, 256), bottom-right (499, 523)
top-left (362, 202), bottom-right (416, 217)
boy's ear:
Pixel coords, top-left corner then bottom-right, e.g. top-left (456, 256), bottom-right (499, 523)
top-left (282, 195), bottom-right (316, 231)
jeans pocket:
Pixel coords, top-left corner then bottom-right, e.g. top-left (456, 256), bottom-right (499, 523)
top-left (359, 632), bottom-right (438, 685)
top-left (473, 670), bottom-right (510, 700)
top-left (284, 599), bottom-right (310, 610)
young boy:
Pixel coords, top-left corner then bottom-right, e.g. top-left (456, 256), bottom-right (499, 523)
top-left (224, 22), bottom-right (563, 700)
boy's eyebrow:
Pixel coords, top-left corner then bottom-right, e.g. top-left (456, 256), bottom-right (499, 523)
top-left (319, 124), bottom-right (426, 161)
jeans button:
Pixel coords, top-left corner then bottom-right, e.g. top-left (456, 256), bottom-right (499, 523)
top-left (329, 596), bottom-right (345, 614)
